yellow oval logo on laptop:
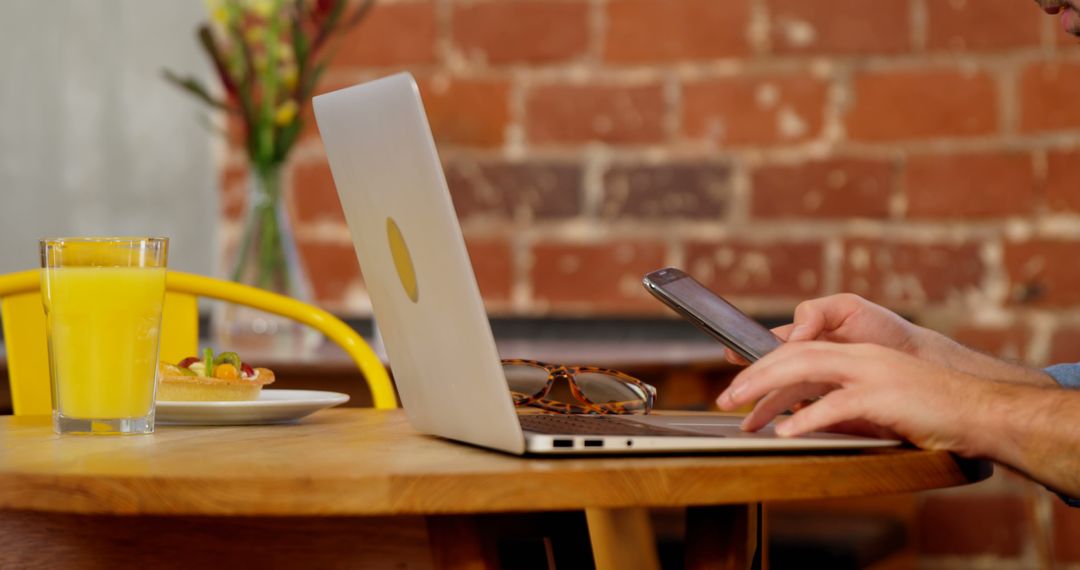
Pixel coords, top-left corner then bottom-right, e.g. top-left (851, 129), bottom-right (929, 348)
top-left (386, 217), bottom-right (419, 303)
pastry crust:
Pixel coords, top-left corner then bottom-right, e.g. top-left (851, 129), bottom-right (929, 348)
top-left (157, 363), bottom-right (275, 402)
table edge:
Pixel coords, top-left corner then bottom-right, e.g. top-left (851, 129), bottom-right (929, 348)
top-left (0, 451), bottom-right (992, 517)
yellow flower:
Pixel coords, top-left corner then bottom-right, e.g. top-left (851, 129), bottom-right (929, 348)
top-left (274, 100), bottom-right (299, 126)
top-left (281, 64), bottom-right (299, 91)
top-left (244, 25), bottom-right (266, 45)
top-left (277, 42), bottom-right (294, 61)
top-left (204, 0), bottom-right (228, 24)
top-left (246, 0), bottom-right (276, 19)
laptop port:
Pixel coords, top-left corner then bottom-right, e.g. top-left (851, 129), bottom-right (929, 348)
top-left (553, 439), bottom-right (573, 448)
top-left (583, 439), bottom-right (603, 448)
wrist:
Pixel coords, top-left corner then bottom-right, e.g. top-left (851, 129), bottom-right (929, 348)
top-left (956, 380), bottom-right (1008, 459)
top-left (960, 381), bottom-right (1033, 466)
top-left (910, 326), bottom-right (958, 365)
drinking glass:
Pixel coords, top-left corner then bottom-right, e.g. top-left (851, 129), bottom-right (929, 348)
top-left (40, 237), bottom-right (168, 435)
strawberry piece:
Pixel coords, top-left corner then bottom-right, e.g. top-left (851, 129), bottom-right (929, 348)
top-left (178, 356), bottom-right (200, 369)
top-left (241, 363), bottom-right (255, 377)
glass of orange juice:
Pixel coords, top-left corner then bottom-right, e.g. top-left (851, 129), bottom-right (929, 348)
top-left (40, 237), bottom-right (168, 435)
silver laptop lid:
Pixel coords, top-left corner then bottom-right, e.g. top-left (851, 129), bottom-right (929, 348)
top-left (313, 73), bottom-right (525, 454)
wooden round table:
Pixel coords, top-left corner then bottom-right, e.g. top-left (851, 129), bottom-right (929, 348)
top-left (0, 409), bottom-right (991, 569)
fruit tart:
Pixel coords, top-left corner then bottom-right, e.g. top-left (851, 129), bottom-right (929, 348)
top-left (157, 348), bottom-right (274, 401)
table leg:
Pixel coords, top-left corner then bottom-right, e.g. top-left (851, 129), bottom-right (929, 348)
top-left (426, 515), bottom-right (499, 570)
top-left (685, 503), bottom-right (767, 570)
top-left (585, 507), bottom-right (661, 570)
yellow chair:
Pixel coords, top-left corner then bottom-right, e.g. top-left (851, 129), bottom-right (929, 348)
top-left (0, 269), bottom-right (396, 415)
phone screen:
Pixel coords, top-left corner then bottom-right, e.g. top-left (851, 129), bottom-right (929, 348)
top-left (645, 269), bottom-right (781, 361)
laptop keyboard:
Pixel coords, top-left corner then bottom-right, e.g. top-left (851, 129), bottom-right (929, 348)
top-left (518, 414), bottom-right (715, 437)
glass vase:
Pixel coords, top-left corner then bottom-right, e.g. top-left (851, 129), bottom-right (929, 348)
top-left (216, 162), bottom-right (318, 353)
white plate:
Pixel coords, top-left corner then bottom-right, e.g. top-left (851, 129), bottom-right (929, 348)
top-left (156, 389), bottom-right (350, 426)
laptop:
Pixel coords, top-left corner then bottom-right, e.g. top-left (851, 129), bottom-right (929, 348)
top-left (312, 73), bottom-right (899, 455)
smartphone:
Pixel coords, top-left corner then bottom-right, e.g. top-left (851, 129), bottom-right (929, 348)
top-left (643, 267), bottom-right (782, 362)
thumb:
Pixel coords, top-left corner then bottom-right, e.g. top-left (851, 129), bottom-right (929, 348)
top-left (787, 302), bottom-right (825, 341)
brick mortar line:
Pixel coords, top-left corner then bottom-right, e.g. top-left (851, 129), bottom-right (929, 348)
top-left (580, 146), bottom-right (609, 219)
top-left (452, 217), bottom-right (1080, 244)
top-left (410, 129), bottom-right (1080, 160)
top-left (888, 149), bottom-right (907, 220)
top-left (510, 220), bottom-right (531, 314)
top-left (453, 216), bottom-right (1080, 239)
top-left (585, 0), bottom-right (606, 68)
top-left (662, 71), bottom-right (681, 144)
top-left (472, 220), bottom-right (1011, 241)
top-left (1031, 477), bottom-right (1057, 568)
top-left (313, 205), bottom-right (1074, 246)
top-left (747, 0), bottom-right (770, 57)
top-left (278, 87), bottom-right (1080, 163)
top-left (822, 236), bottom-right (842, 295)
top-left (1032, 148), bottom-right (1051, 217)
top-left (412, 134), bottom-right (1080, 165)
top-left (727, 159), bottom-right (752, 226)
top-left (314, 47), bottom-right (1080, 89)
top-left (433, 0), bottom-right (453, 69)
top-left (1040, 7), bottom-right (1060, 50)
top-left (360, 49), bottom-right (1080, 83)
top-left (505, 71), bottom-right (527, 158)
top-left (820, 58), bottom-right (851, 148)
top-left (998, 64), bottom-right (1021, 136)
top-left (977, 239), bottom-right (1010, 318)
top-left (278, 134), bottom-right (1080, 172)
top-left (910, 0), bottom-right (928, 53)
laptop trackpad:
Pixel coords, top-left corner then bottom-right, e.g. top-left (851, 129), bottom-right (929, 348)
top-left (629, 414), bottom-right (780, 438)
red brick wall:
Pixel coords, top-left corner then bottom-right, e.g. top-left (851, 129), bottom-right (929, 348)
top-left (217, 0), bottom-right (1075, 327)
top-left (214, 2), bottom-right (1080, 565)
top-left (222, 0), bottom-right (1080, 361)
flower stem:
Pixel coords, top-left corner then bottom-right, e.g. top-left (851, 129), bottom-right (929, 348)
top-left (233, 162), bottom-right (292, 295)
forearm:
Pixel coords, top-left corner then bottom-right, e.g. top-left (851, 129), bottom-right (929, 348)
top-left (966, 382), bottom-right (1080, 498)
top-left (916, 329), bottom-right (1057, 387)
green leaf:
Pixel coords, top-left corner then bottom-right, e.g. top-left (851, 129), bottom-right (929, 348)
top-left (291, 0), bottom-right (310, 66)
top-left (197, 24), bottom-right (239, 98)
top-left (274, 117), bottom-right (302, 164)
top-left (299, 60), bottom-right (328, 101)
top-left (162, 69), bottom-right (232, 112)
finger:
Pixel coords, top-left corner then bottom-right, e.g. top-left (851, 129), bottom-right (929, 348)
top-left (820, 419), bottom-right (900, 440)
top-left (771, 323), bottom-right (794, 341)
top-left (723, 347), bottom-right (751, 366)
top-left (788, 294), bottom-right (866, 341)
top-left (740, 383), bottom-right (832, 432)
top-left (718, 343), bottom-right (815, 409)
top-left (718, 341), bottom-right (828, 408)
top-left (775, 391), bottom-right (861, 437)
top-left (720, 342), bottom-right (871, 410)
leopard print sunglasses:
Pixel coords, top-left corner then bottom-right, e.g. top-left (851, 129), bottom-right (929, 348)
top-left (501, 359), bottom-right (657, 415)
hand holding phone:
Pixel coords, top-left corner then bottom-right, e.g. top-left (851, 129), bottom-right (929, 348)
top-left (643, 267), bottom-right (781, 362)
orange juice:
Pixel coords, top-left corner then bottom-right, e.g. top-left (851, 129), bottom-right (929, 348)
top-left (42, 266), bottom-right (167, 420)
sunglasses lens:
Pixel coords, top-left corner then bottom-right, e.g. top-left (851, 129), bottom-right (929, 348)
top-left (502, 362), bottom-right (550, 402)
top-left (574, 372), bottom-right (648, 408)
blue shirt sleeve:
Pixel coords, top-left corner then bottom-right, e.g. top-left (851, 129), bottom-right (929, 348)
top-left (1043, 364), bottom-right (1080, 507)
top-left (1044, 363), bottom-right (1080, 388)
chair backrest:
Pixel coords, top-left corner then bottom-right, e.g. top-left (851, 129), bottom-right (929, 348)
top-left (0, 269), bottom-right (396, 415)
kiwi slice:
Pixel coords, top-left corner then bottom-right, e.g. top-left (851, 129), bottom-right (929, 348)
top-left (203, 347), bottom-right (214, 377)
top-left (213, 351), bottom-right (242, 370)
